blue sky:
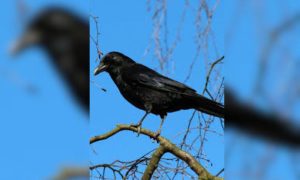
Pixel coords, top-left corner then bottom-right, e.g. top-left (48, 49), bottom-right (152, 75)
top-left (0, 0), bottom-right (88, 179)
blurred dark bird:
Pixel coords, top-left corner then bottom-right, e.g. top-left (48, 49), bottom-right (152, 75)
top-left (11, 7), bottom-right (89, 113)
top-left (94, 52), bottom-right (224, 136)
top-left (226, 89), bottom-right (300, 148)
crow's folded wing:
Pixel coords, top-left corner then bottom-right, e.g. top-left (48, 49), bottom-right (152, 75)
top-left (123, 63), bottom-right (197, 95)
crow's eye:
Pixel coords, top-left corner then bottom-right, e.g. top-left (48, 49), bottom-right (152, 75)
top-left (111, 56), bottom-right (118, 61)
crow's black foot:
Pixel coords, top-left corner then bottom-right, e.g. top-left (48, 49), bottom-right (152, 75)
top-left (137, 126), bottom-right (142, 136)
top-left (154, 130), bottom-right (161, 139)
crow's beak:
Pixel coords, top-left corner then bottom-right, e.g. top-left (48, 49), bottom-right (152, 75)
top-left (10, 29), bottom-right (41, 56)
top-left (94, 62), bottom-right (108, 75)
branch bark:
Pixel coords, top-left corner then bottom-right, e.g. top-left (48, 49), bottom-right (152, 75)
top-left (90, 124), bottom-right (223, 180)
top-left (142, 145), bottom-right (166, 180)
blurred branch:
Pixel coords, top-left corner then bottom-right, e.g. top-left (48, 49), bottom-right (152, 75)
top-left (184, 0), bottom-right (220, 83)
top-left (147, 0), bottom-right (190, 72)
top-left (52, 167), bottom-right (89, 180)
top-left (255, 13), bottom-right (300, 94)
top-left (90, 124), bottom-right (223, 180)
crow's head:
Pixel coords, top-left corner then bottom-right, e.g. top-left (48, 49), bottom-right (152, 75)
top-left (94, 52), bottom-right (136, 75)
top-left (10, 8), bottom-right (87, 55)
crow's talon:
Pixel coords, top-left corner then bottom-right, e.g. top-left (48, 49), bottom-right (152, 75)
top-left (154, 131), bottom-right (161, 139)
top-left (130, 123), bottom-right (142, 136)
top-left (137, 126), bottom-right (142, 136)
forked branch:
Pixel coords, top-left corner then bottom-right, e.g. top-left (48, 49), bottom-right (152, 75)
top-left (90, 124), bottom-right (223, 180)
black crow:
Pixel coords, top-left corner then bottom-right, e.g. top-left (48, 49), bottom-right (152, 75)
top-left (94, 52), bottom-right (224, 136)
top-left (11, 7), bottom-right (89, 113)
top-left (226, 89), bottom-right (300, 148)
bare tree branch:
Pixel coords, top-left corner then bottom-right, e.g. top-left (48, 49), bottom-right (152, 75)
top-left (142, 146), bottom-right (166, 180)
top-left (90, 124), bottom-right (223, 180)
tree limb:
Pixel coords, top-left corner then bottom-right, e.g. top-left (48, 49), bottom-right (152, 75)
top-left (142, 145), bottom-right (166, 180)
top-left (90, 124), bottom-right (223, 180)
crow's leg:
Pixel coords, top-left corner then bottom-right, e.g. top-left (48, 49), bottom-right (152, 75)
top-left (137, 111), bottom-right (149, 126)
top-left (131, 104), bottom-right (152, 136)
top-left (155, 115), bottom-right (166, 138)
top-left (131, 111), bottom-right (149, 136)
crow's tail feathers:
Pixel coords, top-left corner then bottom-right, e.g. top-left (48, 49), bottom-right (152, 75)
top-left (188, 94), bottom-right (224, 118)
